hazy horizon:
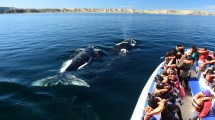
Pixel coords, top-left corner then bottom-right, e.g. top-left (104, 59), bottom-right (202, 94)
top-left (0, 0), bottom-right (215, 12)
top-left (1, 6), bottom-right (215, 13)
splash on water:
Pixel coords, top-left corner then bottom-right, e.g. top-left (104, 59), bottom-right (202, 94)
top-left (32, 74), bottom-right (90, 87)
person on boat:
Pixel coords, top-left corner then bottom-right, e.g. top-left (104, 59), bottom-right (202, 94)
top-left (185, 45), bottom-right (199, 60)
top-left (154, 79), bottom-right (183, 105)
top-left (200, 52), bottom-right (215, 71)
top-left (185, 45), bottom-right (199, 70)
top-left (167, 68), bottom-right (186, 98)
top-left (175, 45), bottom-right (185, 86)
top-left (176, 51), bottom-right (183, 62)
top-left (198, 47), bottom-right (209, 69)
top-left (154, 82), bottom-right (173, 103)
top-left (176, 57), bottom-right (194, 90)
top-left (165, 45), bottom-right (191, 83)
top-left (164, 51), bottom-right (177, 70)
top-left (144, 93), bottom-right (183, 120)
top-left (176, 45), bottom-right (185, 55)
top-left (165, 69), bottom-right (185, 104)
top-left (200, 56), bottom-right (215, 71)
top-left (143, 95), bottom-right (163, 120)
top-left (189, 90), bottom-right (214, 120)
top-left (199, 68), bottom-right (215, 89)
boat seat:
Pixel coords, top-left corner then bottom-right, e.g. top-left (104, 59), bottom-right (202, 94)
top-left (203, 116), bottom-right (215, 120)
top-left (203, 112), bottom-right (215, 120)
top-left (188, 78), bottom-right (204, 96)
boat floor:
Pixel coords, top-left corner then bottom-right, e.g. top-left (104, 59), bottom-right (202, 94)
top-left (176, 82), bottom-right (194, 120)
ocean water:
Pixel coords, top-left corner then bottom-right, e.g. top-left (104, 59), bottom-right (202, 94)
top-left (0, 13), bottom-right (215, 120)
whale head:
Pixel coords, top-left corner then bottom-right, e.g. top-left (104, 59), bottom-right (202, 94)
top-left (85, 46), bottom-right (99, 58)
top-left (124, 38), bottom-right (136, 47)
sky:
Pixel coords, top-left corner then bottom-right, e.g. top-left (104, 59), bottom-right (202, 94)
top-left (0, 0), bottom-right (215, 12)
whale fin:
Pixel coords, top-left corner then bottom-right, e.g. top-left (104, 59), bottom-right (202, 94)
top-left (32, 75), bottom-right (90, 87)
top-left (77, 58), bottom-right (91, 70)
top-left (60, 59), bottom-right (73, 73)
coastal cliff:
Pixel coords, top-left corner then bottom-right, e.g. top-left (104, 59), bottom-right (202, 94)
top-left (0, 7), bottom-right (215, 16)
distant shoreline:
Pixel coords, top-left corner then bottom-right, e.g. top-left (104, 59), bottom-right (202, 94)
top-left (1, 7), bottom-right (215, 16)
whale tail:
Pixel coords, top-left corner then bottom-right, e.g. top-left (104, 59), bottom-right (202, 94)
top-left (32, 74), bottom-right (90, 87)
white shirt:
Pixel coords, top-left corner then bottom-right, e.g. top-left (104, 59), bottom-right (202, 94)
top-left (199, 74), bottom-right (208, 89)
top-left (150, 113), bottom-right (161, 120)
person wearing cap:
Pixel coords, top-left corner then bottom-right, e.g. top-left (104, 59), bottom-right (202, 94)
top-left (189, 90), bottom-right (214, 120)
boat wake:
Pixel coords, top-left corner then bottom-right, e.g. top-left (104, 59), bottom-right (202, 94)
top-left (32, 74), bottom-right (90, 87)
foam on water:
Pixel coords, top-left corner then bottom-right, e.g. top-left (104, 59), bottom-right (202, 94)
top-left (32, 74), bottom-right (90, 87)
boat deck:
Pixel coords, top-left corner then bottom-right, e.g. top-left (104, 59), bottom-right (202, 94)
top-left (131, 62), bottom-right (215, 120)
top-left (177, 83), bottom-right (194, 120)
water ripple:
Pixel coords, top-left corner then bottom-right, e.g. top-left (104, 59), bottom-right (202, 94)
top-left (0, 13), bottom-right (215, 120)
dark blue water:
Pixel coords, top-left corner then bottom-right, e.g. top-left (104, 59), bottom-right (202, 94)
top-left (0, 13), bottom-right (215, 120)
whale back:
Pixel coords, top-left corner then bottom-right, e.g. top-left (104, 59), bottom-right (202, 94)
top-left (85, 47), bottom-right (98, 58)
top-left (66, 51), bottom-right (91, 71)
top-left (124, 38), bottom-right (136, 47)
top-left (116, 39), bottom-right (136, 50)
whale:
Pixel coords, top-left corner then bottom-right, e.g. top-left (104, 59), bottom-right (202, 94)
top-left (60, 46), bottom-right (99, 73)
top-left (32, 40), bottom-right (136, 88)
top-left (32, 46), bottom-right (100, 87)
top-left (114, 38), bottom-right (136, 54)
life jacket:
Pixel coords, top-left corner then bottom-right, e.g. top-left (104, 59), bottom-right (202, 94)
top-left (192, 99), bottom-right (203, 112)
top-left (199, 52), bottom-right (209, 62)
